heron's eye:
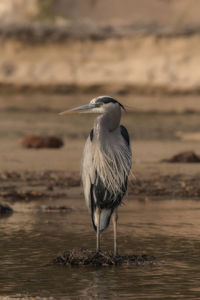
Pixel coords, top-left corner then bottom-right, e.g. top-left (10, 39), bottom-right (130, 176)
top-left (97, 102), bottom-right (103, 107)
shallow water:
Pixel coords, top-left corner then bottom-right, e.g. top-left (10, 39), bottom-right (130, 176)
top-left (1, 199), bottom-right (200, 299)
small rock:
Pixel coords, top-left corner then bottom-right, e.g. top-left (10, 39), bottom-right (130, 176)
top-left (19, 135), bottom-right (64, 149)
top-left (47, 185), bottom-right (54, 191)
top-left (0, 204), bottom-right (13, 215)
top-left (162, 151), bottom-right (200, 163)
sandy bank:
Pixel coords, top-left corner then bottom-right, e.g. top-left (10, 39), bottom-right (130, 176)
top-left (1, 24), bottom-right (200, 94)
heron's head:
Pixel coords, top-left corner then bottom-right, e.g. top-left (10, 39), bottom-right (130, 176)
top-left (59, 96), bottom-right (125, 115)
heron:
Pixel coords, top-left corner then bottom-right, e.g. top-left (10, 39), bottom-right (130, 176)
top-left (60, 96), bottom-right (132, 256)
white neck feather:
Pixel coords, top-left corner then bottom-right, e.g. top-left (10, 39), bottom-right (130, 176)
top-left (92, 123), bottom-right (132, 197)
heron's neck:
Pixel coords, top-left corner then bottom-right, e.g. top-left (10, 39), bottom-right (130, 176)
top-left (95, 106), bottom-right (121, 135)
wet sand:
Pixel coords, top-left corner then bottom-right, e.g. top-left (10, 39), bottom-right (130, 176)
top-left (1, 93), bottom-right (200, 204)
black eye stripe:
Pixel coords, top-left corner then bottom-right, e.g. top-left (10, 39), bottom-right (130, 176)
top-left (95, 97), bottom-right (125, 110)
top-left (96, 97), bottom-right (117, 105)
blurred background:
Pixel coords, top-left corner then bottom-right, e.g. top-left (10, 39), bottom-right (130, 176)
top-left (1, 0), bottom-right (200, 173)
top-left (1, 0), bottom-right (200, 92)
top-left (1, 2), bottom-right (200, 298)
top-left (0, 0), bottom-right (200, 171)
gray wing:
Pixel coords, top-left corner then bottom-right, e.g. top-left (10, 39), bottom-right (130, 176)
top-left (82, 127), bottom-right (131, 232)
top-left (120, 125), bottom-right (130, 146)
top-left (82, 129), bottom-right (116, 232)
top-left (81, 129), bottom-right (95, 211)
top-left (82, 129), bottom-right (127, 210)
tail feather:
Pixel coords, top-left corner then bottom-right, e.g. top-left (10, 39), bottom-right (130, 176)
top-left (92, 208), bottom-right (113, 232)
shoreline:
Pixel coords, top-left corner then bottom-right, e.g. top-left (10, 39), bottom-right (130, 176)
top-left (2, 82), bottom-right (200, 96)
top-left (1, 170), bottom-right (200, 203)
top-left (1, 22), bottom-right (200, 42)
top-left (1, 25), bottom-right (200, 94)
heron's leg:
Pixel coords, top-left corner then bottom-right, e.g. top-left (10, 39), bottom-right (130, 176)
top-left (96, 207), bottom-right (101, 252)
top-left (113, 208), bottom-right (118, 256)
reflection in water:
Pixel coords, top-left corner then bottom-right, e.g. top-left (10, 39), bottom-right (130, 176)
top-left (1, 199), bottom-right (200, 299)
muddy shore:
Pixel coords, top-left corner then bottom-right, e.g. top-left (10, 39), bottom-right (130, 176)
top-left (1, 170), bottom-right (200, 205)
top-left (1, 92), bottom-right (200, 207)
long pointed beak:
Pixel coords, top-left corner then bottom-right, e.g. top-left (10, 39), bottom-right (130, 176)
top-left (59, 103), bottom-right (97, 115)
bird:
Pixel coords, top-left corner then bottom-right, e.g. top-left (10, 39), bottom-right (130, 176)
top-left (59, 96), bottom-right (132, 256)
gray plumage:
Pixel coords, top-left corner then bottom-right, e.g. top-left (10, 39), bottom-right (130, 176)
top-left (81, 96), bottom-right (132, 255)
top-left (59, 95), bottom-right (132, 255)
